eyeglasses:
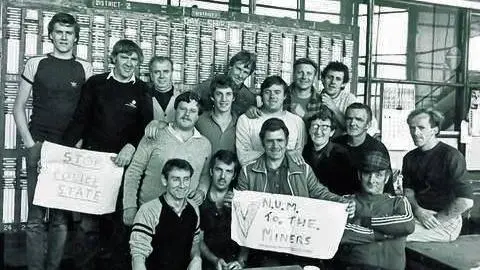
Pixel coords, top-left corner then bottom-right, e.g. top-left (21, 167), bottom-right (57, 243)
top-left (310, 124), bottom-right (331, 131)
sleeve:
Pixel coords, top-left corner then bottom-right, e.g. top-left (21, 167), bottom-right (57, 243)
top-left (341, 223), bottom-right (377, 244)
top-left (197, 140), bottom-right (213, 194)
top-left (62, 77), bottom-right (96, 146)
top-left (370, 196), bottom-right (415, 237)
top-left (21, 57), bottom-right (41, 84)
top-left (129, 85), bottom-right (152, 148)
top-left (401, 154), bottom-right (413, 190)
top-left (305, 164), bottom-right (345, 203)
top-left (236, 115), bottom-right (263, 166)
top-left (294, 116), bottom-right (307, 152)
top-left (191, 205), bottom-right (202, 256)
top-left (448, 150), bottom-right (473, 199)
top-left (123, 136), bottom-right (154, 209)
top-left (130, 201), bottom-right (160, 262)
top-left (235, 165), bottom-right (250, 191)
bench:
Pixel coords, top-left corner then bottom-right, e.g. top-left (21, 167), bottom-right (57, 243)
top-left (406, 234), bottom-right (480, 270)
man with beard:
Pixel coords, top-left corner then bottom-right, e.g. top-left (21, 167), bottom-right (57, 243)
top-left (123, 91), bottom-right (212, 226)
top-left (403, 108), bottom-right (473, 242)
top-left (194, 50), bottom-right (258, 116)
top-left (236, 75), bottom-right (306, 166)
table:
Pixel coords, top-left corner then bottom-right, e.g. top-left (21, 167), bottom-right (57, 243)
top-left (406, 234), bottom-right (480, 270)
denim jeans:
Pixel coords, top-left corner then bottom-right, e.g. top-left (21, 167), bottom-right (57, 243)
top-left (26, 142), bottom-right (68, 270)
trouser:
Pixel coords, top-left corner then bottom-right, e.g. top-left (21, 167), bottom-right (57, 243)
top-left (406, 215), bottom-right (462, 242)
top-left (26, 142), bottom-right (68, 270)
top-left (73, 211), bottom-right (131, 270)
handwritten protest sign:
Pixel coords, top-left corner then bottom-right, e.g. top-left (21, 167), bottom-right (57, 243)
top-left (232, 190), bottom-right (348, 259)
top-left (33, 141), bottom-right (123, 215)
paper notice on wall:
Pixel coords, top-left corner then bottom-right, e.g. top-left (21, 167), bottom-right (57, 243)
top-left (231, 190), bottom-right (348, 259)
top-left (33, 142), bottom-right (123, 215)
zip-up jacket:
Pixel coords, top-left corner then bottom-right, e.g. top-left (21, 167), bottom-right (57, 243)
top-left (236, 154), bottom-right (347, 203)
top-left (338, 193), bottom-right (414, 270)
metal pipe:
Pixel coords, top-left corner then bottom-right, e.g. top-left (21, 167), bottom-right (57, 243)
top-left (364, 0), bottom-right (374, 105)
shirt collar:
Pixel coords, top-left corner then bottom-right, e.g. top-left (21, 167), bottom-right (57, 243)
top-left (167, 123), bottom-right (204, 141)
top-left (106, 69), bottom-right (136, 83)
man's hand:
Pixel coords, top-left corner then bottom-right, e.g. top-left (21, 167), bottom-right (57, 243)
top-left (321, 93), bottom-right (338, 111)
top-left (144, 120), bottom-right (168, 140)
top-left (286, 150), bottom-right (305, 165)
top-left (112, 143), bottom-right (135, 167)
top-left (223, 190), bottom-right (234, 208)
top-left (27, 141), bottom-right (43, 167)
top-left (226, 260), bottom-right (243, 270)
top-left (188, 189), bottom-right (206, 206)
top-left (245, 106), bottom-right (263, 119)
top-left (123, 207), bottom-right (138, 226)
top-left (346, 199), bottom-right (356, 218)
top-left (216, 258), bottom-right (228, 270)
top-left (187, 256), bottom-right (202, 270)
top-left (415, 207), bottom-right (440, 229)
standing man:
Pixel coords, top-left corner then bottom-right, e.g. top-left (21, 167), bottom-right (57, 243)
top-left (236, 118), bottom-right (355, 268)
top-left (130, 159), bottom-right (202, 270)
top-left (337, 150), bottom-right (414, 270)
top-left (403, 108), bottom-right (473, 242)
top-left (333, 103), bottom-right (391, 194)
top-left (302, 105), bottom-right (355, 195)
top-left (196, 75), bottom-right (238, 153)
top-left (147, 56), bottom-right (179, 121)
top-left (13, 12), bottom-right (92, 270)
top-left (194, 50), bottom-right (257, 116)
top-left (288, 58), bottom-right (321, 120)
top-left (200, 150), bottom-right (243, 270)
top-left (320, 61), bottom-right (379, 136)
top-left (236, 75), bottom-right (306, 166)
top-left (123, 91), bottom-right (211, 226)
top-left (63, 39), bottom-right (152, 270)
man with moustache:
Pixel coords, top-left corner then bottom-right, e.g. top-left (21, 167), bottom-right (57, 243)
top-left (195, 50), bottom-right (258, 116)
top-left (200, 150), bottom-right (244, 270)
top-left (130, 159), bottom-right (202, 270)
top-left (320, 61), bottom-right (379, 136)
top-left (123, 91), bottom-right (211, 226)
top-left (14, 12), bottom-right (92, 270)
top-left (196, 75), bottom-right (237, 153)
top-left (403, 108), bottom-right (473, 242)
top-left (236, 75), bottom-right (306, 166)
top-left (63, 39), bottom-right (151, 270)
top-left (147, 56), bottom-right (179, 121)
top-left (236, 118), bottom-right (355, 268)
top-left (302, 105), bottom-right (355, 195)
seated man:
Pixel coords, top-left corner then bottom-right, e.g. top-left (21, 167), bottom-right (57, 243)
top-left (200, 150), bottom-right (243, 270)
top-left (130, 159), bottom-right (202, 270)
top-left (236, 75), bottom-right (306, 166)
top-left (403, 108), bottom-right (473, 242)
top-left (303, 105), bottom-right (355, 195)
top-left (236, 118), bottom-right (355, 268)
top-left (337, 151), bottom-right (414, 270)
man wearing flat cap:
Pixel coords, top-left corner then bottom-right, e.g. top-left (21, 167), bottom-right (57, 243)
top-left (336, 151), bottom-right (415, 270)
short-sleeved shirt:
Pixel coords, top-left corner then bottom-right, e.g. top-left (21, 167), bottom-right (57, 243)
top-left (22, 54), bottom-right (92, 143)
top-left (402, 142), bottom-right (472, 211)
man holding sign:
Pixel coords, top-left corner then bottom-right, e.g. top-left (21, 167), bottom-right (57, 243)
top-left (236, 118), bottom-right (355, 268)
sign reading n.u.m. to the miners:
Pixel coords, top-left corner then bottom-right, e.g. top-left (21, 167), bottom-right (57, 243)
top-left (231, 190), bottom-right (348, 259)
top-left (33, 141), bottom-right (123, 215)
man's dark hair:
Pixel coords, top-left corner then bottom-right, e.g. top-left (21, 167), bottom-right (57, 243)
top-left (48, 12), bottom-right (80, 43)
top-left (162, 158), bottom-right (194, 178)
top-left (306, 105), bottom-right (337, 131)
top-left (346, 102), bottom-right (373, 123)
top-left (293, 58), bottom-right (318, 75)
top-left (210, 150), bottom-right (240, 188)
top-left (260, 75), bottom-right (291, 109)
top-left (210, 74), bottom-right (235, 97)
top-left (149, 56), bottom-right (173, 72)
top-left (321, 61), bottom-right (350, 84)
top-left (110, 39), bottom-right (144, 64)
top-left (259, 118), bottom-right (290, 143)
top-left (229, 50), bottom-right (256, 74)
top-left (174, 91), bottom-right (203, 114)
top-left (407, 108), bottom-right (444, 136)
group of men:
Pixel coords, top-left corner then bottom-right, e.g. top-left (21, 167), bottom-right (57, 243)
top-left (13, 12), bottom-right (474, 270)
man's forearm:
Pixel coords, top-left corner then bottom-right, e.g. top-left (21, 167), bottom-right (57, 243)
top-left (438, 197), bottom-right (474, 219)
top-left (404, 188), bottom-right (421, 213)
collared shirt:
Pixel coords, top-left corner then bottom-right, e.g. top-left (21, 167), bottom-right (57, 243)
top-left (195, 111), bottom-right (237, 154)
top-left (287, 85), bottom-right (321, 120)
top-left (106, 69), bottom-right (136, 83)
top-left (265, 158), bottom-right (291, 195)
